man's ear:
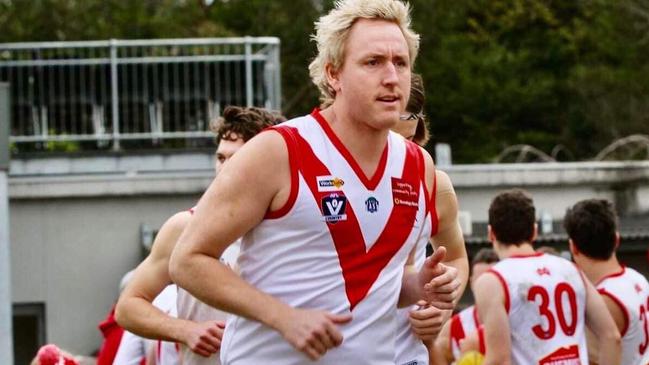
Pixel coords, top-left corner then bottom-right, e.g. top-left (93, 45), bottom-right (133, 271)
top-left (325, 62), bottom-right (341, 94)
top-left (530, 223), bottom-right (538, 242)
top-left (568, 239), bottom-right (579, 257)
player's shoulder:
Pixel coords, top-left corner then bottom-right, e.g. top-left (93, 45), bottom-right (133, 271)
top-left (163, 210), bottom-right (192, 232)
top-left (623, 266), bottom-right (649, 283)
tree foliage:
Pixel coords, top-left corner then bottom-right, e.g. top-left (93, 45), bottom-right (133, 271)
top-left (0, 0), bottom-right (647, 162)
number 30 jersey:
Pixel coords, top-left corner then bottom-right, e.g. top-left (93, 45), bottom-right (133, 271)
top-left (488, 252), bottom-right (588, 365)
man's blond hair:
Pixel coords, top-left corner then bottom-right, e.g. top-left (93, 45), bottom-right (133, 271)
top-left (309, 0), bottom-right (420, 106)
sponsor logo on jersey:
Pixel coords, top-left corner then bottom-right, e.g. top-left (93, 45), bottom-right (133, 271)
top-left (365, 197), bottom-right (379, 213)
top-left (391, 177), bottom-right (419, 209)
top-left (538, 344), bottom-right (581, 365)
top-left (317, 176), bottom-right (345, 192)
top-left (402, 361), bottom-right (419, 365)
top-left (536, 267), bottom-right (551, 276)
top-left (321, 193), bottom-right (347, 223)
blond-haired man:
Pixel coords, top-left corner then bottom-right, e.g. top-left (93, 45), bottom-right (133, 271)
top-left (170, 1), bottom-right (467, 364)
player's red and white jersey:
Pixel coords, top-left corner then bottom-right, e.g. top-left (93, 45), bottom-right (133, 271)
top-left (220, 110), bottom-right (431, 365)
top-left (176, 237), bottom-right (240, 365)
top-left (152, 284), bottom-right (181, 365)
top-left (489, 253), bottom-right (588, 365)
top-left (449, 305), bottom-right (481, 360)
top-left (596, 266), bottom-right (649, 365)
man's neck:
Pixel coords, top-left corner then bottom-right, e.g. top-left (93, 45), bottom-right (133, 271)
top-left (577, 255), bottom-right (622, 285)
top-left (319, 105), bottom-right (390, 175)
top-left (497, 242), bottom-right (536, 259)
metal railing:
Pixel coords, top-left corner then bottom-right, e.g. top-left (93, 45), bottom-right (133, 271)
top-left (0, 38), bottom-right (282, 150)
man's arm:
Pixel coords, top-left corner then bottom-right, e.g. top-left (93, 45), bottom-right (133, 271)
top-left (582, 278), bottom-right (621, 365)
top-left (169, 131), bottom-right (351, 361)
top-left (429, 317), bottom-right (454, 365)
top-left (474, 273), bottom-right (511, 365)
top-left (430, 170), bottom-right (469, 304)
top-left (115, 212), bottom-right (224, 357)
top-left (399, 153), bottom-right (468, 308)
top-left (585, 291), bottom-right (626, 365)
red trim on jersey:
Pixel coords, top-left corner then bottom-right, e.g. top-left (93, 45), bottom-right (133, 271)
top-left (477, 325), bottom-right (486, 355)
top-left (96, 305), bottom-right (125, 365)
top-left (263, 127), bottom-right (300, 219)
top-left (595, 266), bottom-right (626, 286)
top-left (598, 288), bottom-right (630, 337)
top-left (487, 269), bottom-right (510, 313)
top-left (430, 169), bottom-right (439, 236)
top-left (414, 146), bottom-right (439, 237)
top-left (472, 305), bottom-right (481, 327)
top-left (311, 109), bottom-right (388, 191)
top-left (287, 126), bottom-right (421, 310)
top-left (157, 340), bottom-right (162, 362)
top-left (508, 251), bottom-right (544, 259)
top-left (449, 313), bottom-right (466, 355)
top-left (416, 147), bottom-right (430, 221)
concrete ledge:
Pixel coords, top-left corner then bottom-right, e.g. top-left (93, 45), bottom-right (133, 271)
top-left (447, 161), bottom-right (649, 187)
top-left (9, 152), bottom-right (214, 176)
top-left (9, 171), bottom-right (214, 199)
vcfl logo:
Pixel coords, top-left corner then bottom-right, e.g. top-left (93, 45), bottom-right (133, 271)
top-left (322, 193), bottom-right (347, 223)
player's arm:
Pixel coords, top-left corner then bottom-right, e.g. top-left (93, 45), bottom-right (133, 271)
top-left (429, 318), bottom-right (454, 365)
top-left (474, 272), bottom-right (511, 365)
top-left (399, 151), bottom-right (467, 308)
top-left (169, 131), bottom-right (351, 361)
top-left (585, 291), bottom-right (626, 365)
top-left (582, 278), bottom-right (621, 365)
top-left (115, 212), bottom-right (224, 357)
top-left (430, 170), bottom-right (469, 304)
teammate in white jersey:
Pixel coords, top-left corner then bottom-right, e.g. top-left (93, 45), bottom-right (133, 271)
top-left (565, 199), bottom-right (649, 365)
top-left (429, 248), bottom-right (499, 365)
top-left (473, 189), bottom-right (621, 365)
top-left (392, 73), bottom-right (468, 365)
top-left (170, 1), bottom-right (467, 363)
top-left (115, 106), bottom-right (284, 365)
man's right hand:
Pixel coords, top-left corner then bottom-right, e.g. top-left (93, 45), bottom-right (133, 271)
top-left (276, 308), bottom-right (352, 361)
top-left (182, 320), bottom-right (226, 357)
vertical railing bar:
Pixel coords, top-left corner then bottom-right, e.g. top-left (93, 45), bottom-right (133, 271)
top-left (110, 39), bottom-right (120, 150)
top-left (245, 37), bottom-right (253, 107)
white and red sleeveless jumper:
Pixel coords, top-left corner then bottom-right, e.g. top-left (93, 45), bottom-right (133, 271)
top-left (449, 305), bottom-right (482, 360)
top-left (596, 266), bottom-right (649, 365)
top-left (219, 110), bottom-right (431, 365)
top-left (488, 253), bottom-right (588, 365)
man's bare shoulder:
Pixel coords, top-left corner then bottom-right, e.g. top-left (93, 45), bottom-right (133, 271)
top-left (473, 272), bottom-right (503, 301)
top-left (228, 129), bottom-right (289, 167)
top-left (149, 210), bottom-right (193, 258)
top-left (435, 170), bottom-right (455, 195)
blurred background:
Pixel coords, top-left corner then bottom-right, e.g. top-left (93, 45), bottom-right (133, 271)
top-left (0, 0), bottom-right (648, 364)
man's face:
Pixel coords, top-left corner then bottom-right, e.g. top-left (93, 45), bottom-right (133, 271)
top-left (331, 18), bottom-right (411, 130)
top-left (391, 113), bottom-right (418, 141)
top-left (215, 134), bottom-right (245, 172)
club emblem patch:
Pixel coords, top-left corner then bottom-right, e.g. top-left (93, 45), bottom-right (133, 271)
top-left (321, 193), bottom-right (347, 223)
top-left (365, 197), bottom-right (379, 213)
